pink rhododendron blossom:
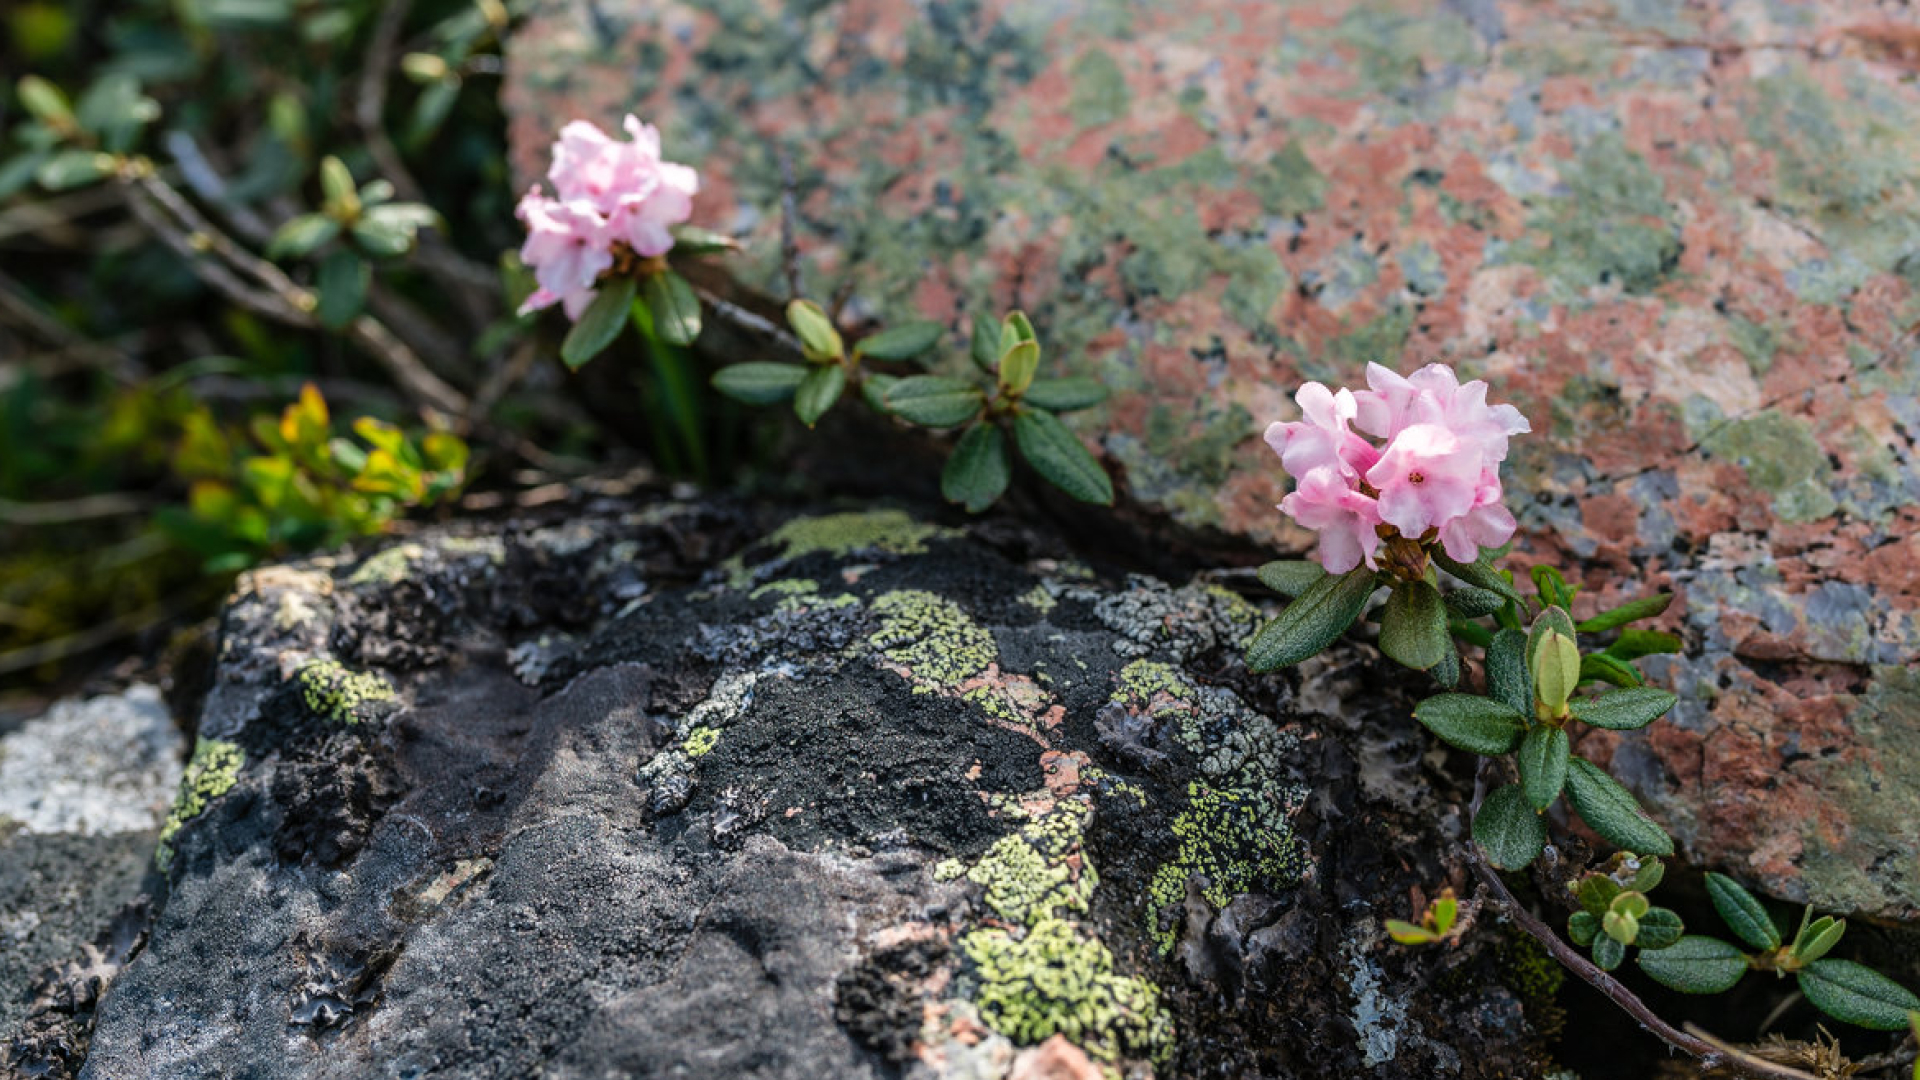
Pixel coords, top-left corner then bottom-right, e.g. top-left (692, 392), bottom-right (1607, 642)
top-left (1278, 467), bottom-right (1385, 573)
top-left (1266, 363), bottom-right (1530, 571)
top-left (516, 115), bottom-right (701, 319)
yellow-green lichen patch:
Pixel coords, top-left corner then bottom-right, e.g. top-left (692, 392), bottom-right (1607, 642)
top-left (963, 801), bottom-right (1097, 926)
top-left (962, 918), bottom-right (1173, 1064)
top-left (725, 510), bottom-right (953, 586)
top-left (682, 725), bottom-right (720, 758)
top-left (346, 543), bottom-right (427, 587)
top-left (1111, 659), bottom-right (1194, 708)
top-left (1147, 783), bottom-right (1310, 954)
top-left (869, 590), bottom-right (998, 690)
top-left (155, 738), bottom-right (244, 871)
top-left (1018, 584), bottom-right (1058, 613)
top-left (297, 660), bottom-right (396, 725)
top-left (749, 578), bottom-right (818, 601)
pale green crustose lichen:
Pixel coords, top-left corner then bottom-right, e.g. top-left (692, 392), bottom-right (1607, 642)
top-left (682, 726), bottom-right (720, 758)
top-left (1146, 782), bottom-right (1310, 954)
top-left (869, 589), bottom-right (997, 689)
top-left (962, 918), bottom-right (1173, 1064)
top-left (155, 738), bottom-right (244, 870)
top-left (724, 509), bottom-right (953, 586)
top-left (297, 659), bottom-right (396, 724)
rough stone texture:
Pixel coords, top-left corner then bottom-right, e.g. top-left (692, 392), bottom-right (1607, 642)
top-left (0, 685), bottom-right (181, 1060)
top-left (42, 507), bottom-right (1577, 1079)
top-left (502, 0), bottom-right (1920, 918)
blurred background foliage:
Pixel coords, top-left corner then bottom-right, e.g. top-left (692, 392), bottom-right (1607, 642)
top-left (0, 0), bottom-right (738, 708)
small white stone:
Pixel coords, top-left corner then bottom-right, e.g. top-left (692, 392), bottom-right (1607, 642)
top-left (0, 684), bottom-right (184, 836)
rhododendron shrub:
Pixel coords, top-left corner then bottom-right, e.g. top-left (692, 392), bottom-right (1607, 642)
top-left (1245, 361), bottom-right (1689, 872)
top-left (514, 115), bottom-right (739, 369)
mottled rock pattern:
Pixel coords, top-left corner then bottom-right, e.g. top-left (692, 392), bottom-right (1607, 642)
top-left (503, 0), bottom-right (1920, 917)
top-left (52, 507), bottom-right (1570, 1079)
top-left (1, 686), bottom-right (181, 1064)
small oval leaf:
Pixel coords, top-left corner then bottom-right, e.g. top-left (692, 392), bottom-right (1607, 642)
top-left (1703, 873), bottom-right (1780, 952)
top-left (1245, 567), bottom-right (1378, 673)
top-left (1379, 581), bottom-right (1449, 671)
top-left (793, 364), bottom-right (846, 427)
top-left (1021, 376), bottom-right (1109, 412)
top-left (884, 376), bottom-right (986, 428)
top-left (1636, 907), bottom-right (1685, 951)
top-left (1564, 756), bottom-right (1672, 856)
top-left (942, 423), bottom-right (1011, 514)
top-left (1473, 784), bottom-right (1546, 871)
top-left (559, 276), bottom-right (637, 370)
top-left (854, 320), bottom-right (944, 361)
top-left (1637, 935), bottom-right (1749, 994)
top-left (711, 362), bottom-right (808, 405)
top-left (1410, 694), bottom-right (1527, 756)
top-left (1518, 725), bottom-right (1570, 811)
top-left (1570, 687), bottom-right (1676, 731)
top-left (1577, 593), bottom-right (1673, 634)
top-left (1487, 628), bottom-right (1532, 716)
top-left (1798, 959), bottom-right (1920, 1031)
top-left (787, 299), bottom-right (843, 362)
top-left (643, 270), bottom-right (702, 346)
top-left (1257, 560), bottom-right (1325, 599)
top-left (1012, 409), bottom-right (1112, 505)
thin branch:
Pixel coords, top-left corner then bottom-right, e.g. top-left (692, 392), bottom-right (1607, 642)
top-left (0, 493), bottom-right (150, 526)
top-left (1683, 1026), bottom-right (1824, 1080)
top-left (777, 148), bottom-right (802, 302)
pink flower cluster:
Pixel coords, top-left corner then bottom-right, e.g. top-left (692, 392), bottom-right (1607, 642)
top-left (1265, 363), bottom-right (1530, 573)
top-left (515, 116), bottom-right (699, 319)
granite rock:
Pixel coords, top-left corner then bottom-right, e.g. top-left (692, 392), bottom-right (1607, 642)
top-left (503, 0), bottom-right (1920, 917)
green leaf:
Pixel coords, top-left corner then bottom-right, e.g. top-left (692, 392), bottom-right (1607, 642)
top-left (1576, 876), bottom-right (1622, 917)
top-left (1432, 642), bottom-right (1460, 689)
top-left (643, 270), bottom-right (702, 346)
top-left (1435, 550), bottom-right (1524, 605)
top-left (1639, 936), bottom-right (1749, 994)
top-left (793, 364), bottom-right (846, 427)
top-left (1794, 915), bottom-right (1846, 965)
top-left (999, 310), bottom-right (1036, 352)
top-left (1518, 725), bottom-right (1570, 811)
top-left (787, 299), bottom-right (843, 362)
top-left (1531, 564), bottom-right (1577, 609)
top-left (883, 376), bottom-right (986, 428)
top-left (559, 276), bottom-right (637, 369)
top-left (1012, 409), bottom-right (1112, 505)
top-left (860, 373), bottom-right (899, 413)
top-left (942, 423), bottom-right (1010, 514)
top-left (1473, 784), bottom-right (1546, 871)
top-left (1385, 920), bottom-right (1438, 945)
top-left (1577, 593), bottom-right (1672, 634)
top-left (1487, 628), bottom-right (1532, 715)
top-left (319, 155), bottom-right (356, 208)
top-left (1379, 581), bottom-right (1449, 670)
top-left (1638, 907), bottom-right (1685, 950)
top-left (36, 149), bottom-right (112, 191)
top-left (19, 76), bottom-right (75, 130)
top-left (1528, 606), bottom-right (1581, 713)
top-left (711, 362), bottom-right (807, 405)
top-left (268, 213), bottom-right (339, 258)
top-left (75, 74), bottom-right (156, 153)
top-left (1626, 858), bottom-right (1666, 893)
top-left (1257, 560), bottom-right (1325, 599)
top-left (1410, 694), bottom-right (1526, 755)
top-left (314, 250), bottom-right (367, 330)
top-left (1021, 377), bottom-right (1108, 412)
top-left (668, 224), bottom-right (740, 256)
top-left (1449, 618), bottom-right (1494, 649)
top-left (1245, 567), bottom-right (1378, 673)
top-left (1569, 687), bottom-right (1676, 731)
top-left (1444, 586), bottom-right (1506, 618)
top-left (0, 150), bottom-right (52, 199)
top-left (1592, 933), bottom-right (1627, 971)
top-left (1569, 911), bottom-right (1600, 947)
top-left (1565, 757), bottom-right (1672, 856)
top-left (1579, 653), bottom-right (1644, 689)
top-left (969, 312), bottom-right (1000, 373)
top-left (853, 320), bottom-right (944, 361)
top-left (354, 203), bottom-right (438, 257)
top-left (1604, 908), bottom-right (1641, 946)
top-left (1606, 628), bottom-right (1683, 661)
top-left (998, 339), bottom-right (1040, 396)
top-left (1798, 960), bottom-right (1920, 1030)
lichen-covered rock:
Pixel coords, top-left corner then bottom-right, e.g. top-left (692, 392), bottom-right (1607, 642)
top-left (0, 685), bottom-right (181, 1068)
top-left (503, 0), bottom-right (1920, 917)
top-left (46, 506), bottom-right (1569, 1078)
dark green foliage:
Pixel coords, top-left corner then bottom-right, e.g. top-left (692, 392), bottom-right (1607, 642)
top-left (1245, 568), bottom-right (1377, 673)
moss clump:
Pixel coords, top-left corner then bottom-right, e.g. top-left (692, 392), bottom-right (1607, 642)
top-left (726, 510), bottom-right (951, 585)
top-left (682, 725), bottom-right (720, 758)
top-left (155, 738), bottom-right (244, 870)
top-left (297, 659), bottom-right (396, 724)
top-left (1147, 783), bottom-right (1310, 954)
top-left (963, 918), bottom-right (1173, 1064)
top-left (869, 590), bottom-right (997, 689)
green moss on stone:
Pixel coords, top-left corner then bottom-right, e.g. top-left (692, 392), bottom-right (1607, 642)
top-left (869, 589), bottom-right (997, 689)
top-left (155, 738), bottom-right (244, 870)
top-left (297, 660), bottom-right (396, 725)
top-left (682, 725), bottom-right (720, 758)
top-left (963, 918), bottom-right (1173, 1064)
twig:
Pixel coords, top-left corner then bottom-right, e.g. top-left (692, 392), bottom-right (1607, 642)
top-left (777, 149), bottom-right (802, 301)
top-left (690, 283), bottom-right (803, 355)
top-left (1684, 1025), bottom-right (1825, 1080)
top-left (0, 493), bottom-right (150, 526)
top-left (1462, 766), bottom-right (1814, 1080)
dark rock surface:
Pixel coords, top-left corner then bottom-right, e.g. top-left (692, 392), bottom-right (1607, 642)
top-left (503, 0), bottom-right (1920, 918)
top-left (32, 504), bottom-right (1578, 1078)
